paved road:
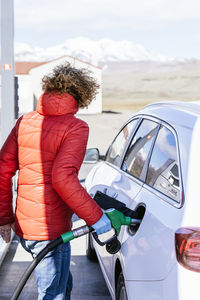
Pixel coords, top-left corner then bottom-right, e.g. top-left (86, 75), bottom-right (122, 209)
top-left (0, 110), bottom-right (134, 300)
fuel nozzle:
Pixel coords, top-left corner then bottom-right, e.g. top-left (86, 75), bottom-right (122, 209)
top-left (92, 209), bottom-right (141, 255)
top-left (104, 209), bottom-right (141, 254)
top-left (103, 209), bottom-right (130, 254)
top-left (95, 209), bottom-right (128, 255)
top-left (105, 209), bottom-right (132, 235)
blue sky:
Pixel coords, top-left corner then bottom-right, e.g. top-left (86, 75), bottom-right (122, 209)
top-left (14, 0), bottom-right (200, 59)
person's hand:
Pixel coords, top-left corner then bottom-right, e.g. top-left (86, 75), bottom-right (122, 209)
top-left (0, 223), bottom-right (14, 243)
top-left (92, 213), bottom-right (112, 235)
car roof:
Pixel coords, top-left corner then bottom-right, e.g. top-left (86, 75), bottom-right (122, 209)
top-left (137, 101), bottom-right (200, 129)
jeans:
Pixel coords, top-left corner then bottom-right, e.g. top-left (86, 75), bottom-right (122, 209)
top-left (20, 237), bottom-right (73, 300)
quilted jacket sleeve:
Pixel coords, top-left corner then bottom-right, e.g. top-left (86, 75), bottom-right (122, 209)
top-left (52, 119), bottom-right (103, 226)
top-left (0, 123), bottom-right (19, 226)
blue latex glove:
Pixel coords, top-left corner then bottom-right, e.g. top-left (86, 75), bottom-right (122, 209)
top-left (92, 213), bottom-right (112, 235)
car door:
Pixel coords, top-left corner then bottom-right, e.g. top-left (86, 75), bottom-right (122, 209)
top-left (86, 117), bottom-right (140, 286)
top-left (119, 119), bottom-right (183, 286)
top-left (86, 117), bottom-right (161, 289)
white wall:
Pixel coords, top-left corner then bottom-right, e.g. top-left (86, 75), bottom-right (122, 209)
top-left (18, 75), bottom-right (34, 114)
top-left (29, 56), bottom-right (102, 114)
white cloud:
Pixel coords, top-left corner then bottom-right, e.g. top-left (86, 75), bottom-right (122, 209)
top-left (14, 0), bottom-right (200, 59)
top-left (193, 34), bottom-right (200, 43)
top-left (14, 0), bottom-right (200, 32)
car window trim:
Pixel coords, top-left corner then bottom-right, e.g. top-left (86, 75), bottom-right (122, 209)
top-left (143, 118), bottom-right (184, 206)
top-left (121, 116), bottom-right (161, 182)
top-left (104, 113), bottom-right (184, 207)
top-left (119, 114), bottom-right (184, 207)
top-left (139, 123), bottom-right (161, 182)
top-left (118, 117), bottom-right (143, 168)
top-left (105, 117), bottom-right (142, 167)
top-left (160, 120), bottom-right (184, 205)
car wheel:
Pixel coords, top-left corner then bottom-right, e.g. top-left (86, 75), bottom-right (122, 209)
top-left (86, 232), bottom-right (97, 261)
top-left (116, 272), bottom-right (128, 300)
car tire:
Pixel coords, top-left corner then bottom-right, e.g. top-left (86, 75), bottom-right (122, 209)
top-left (116, 272), bottom-right (128, 300)
top-left (86, 232), bottom-right (97, 261)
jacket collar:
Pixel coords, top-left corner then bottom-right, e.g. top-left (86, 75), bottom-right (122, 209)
top-left (37, 92), bottom-right (78, 116)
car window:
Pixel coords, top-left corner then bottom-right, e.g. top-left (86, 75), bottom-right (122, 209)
top-left (122, 119), bottom-right (159, 181)
top-left (146, 125), bottom-right (181, 202)
top-left (106, 119), bottom-right (139, 167)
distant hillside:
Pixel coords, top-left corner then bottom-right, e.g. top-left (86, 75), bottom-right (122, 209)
top-left (102, 60), bottom-right (200, 111)
top-left (15, 38), bottom-right (200, 112)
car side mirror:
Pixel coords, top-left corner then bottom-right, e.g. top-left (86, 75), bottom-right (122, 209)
top-left (84, 148), bottom-right (100, 163)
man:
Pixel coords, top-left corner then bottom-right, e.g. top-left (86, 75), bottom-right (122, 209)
top-left (0, 63), bottom-right (111, 300)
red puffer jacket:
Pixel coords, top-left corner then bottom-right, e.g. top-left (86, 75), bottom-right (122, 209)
top-left (0, 92), bottom-right (102, 240)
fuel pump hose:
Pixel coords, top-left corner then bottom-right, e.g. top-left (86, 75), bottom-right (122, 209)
top-left (11, 226), bottom-right (90, 300)
top-left (11, 210), bottom-right (140, 299)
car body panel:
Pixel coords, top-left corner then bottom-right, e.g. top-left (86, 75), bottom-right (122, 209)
top-left (87, 163), bottom-right (143, 284)
top-left (85, 101), bottom-right (200, 299)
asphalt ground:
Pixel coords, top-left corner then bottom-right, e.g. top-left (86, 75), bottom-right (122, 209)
top-left (0, 110), bottom-right (134, 300)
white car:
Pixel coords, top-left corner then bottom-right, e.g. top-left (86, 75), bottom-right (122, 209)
top-left (84, 101), bottom-right (200, 300)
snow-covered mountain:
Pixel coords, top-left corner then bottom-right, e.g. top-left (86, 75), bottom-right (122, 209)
top-left (15, 37), bottom-right (173, 65)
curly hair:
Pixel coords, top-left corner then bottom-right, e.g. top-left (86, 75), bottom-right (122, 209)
top-left (41, 62), bottom-right (100, 108)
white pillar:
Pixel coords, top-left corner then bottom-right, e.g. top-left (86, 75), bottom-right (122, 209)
top-left (0, 0), bottom-right (15, 146)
